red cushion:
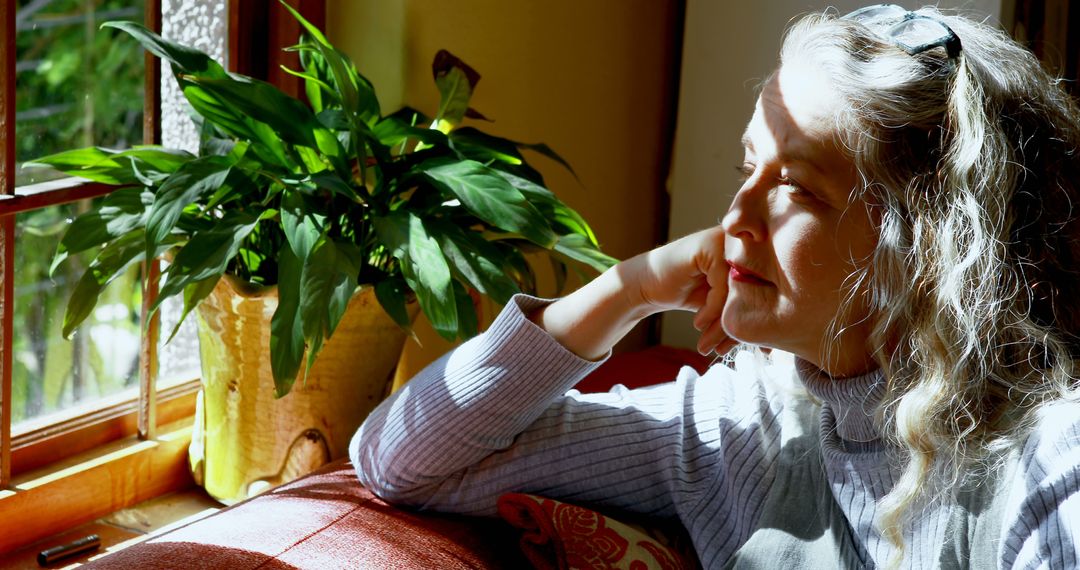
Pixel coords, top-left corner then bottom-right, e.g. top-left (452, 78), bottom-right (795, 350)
top-left (83, 460), bottom-right (527, 569)
top-left (498, 493), bottom-right (697, 570)
top-left (574, 345), bottom-right (711, 393)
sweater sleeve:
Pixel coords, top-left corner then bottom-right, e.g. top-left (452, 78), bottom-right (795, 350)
top-left (350, 294), bottom-right (785, 543)
top-left (1000, 401), bottom-right (1080, 568)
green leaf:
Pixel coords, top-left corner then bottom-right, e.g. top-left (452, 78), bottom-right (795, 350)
top-left (278, 0), bottom-right (380, 125)
top-left (553, 233), bottom-right (619, 273)
top-left (422, 159), bottom-right (557, 248)
top-left (180, 83), bottom-right (260, 144)
top-left (153, 211), bottom-right (262, 315)
top-left (315, 171), bottom-right (360, 200)
top-left (449, 127), bottom-right (523, 165)
top-left (316, 109), bottom-right (349, 130)
top-left (64, 272), bottom-right (108, 340)
top-left (517, 140), bottom-right (579, 181)
top-left (166, 276), bottom-right (221, 343)
top-left (372, 213), bottom-right (409, 259)
top-left (279, 64), bottom-right (339, 110)
top-left (495, 168), bottom-right (598, 245)
top-left (185, 75), bottom-right (337, 155)
top-left (200, 118), bottom-right (238, 157)
top-left (177, 83), bottom-right (294, 172)
top-left (432, 50), bottom-right (480, 134)
top-left (54, 187), bottom-right (152, 271)
top-left (296, 41), bottom-right (334, 113)
top-left (103, 21), bottom-right (228, 78)
top-left (428, 220), bottom-right (520, 305)
top-left (374, 116), bottom-right (449, 149)
top-left (299, 238), bottom-right (359, 343)
top-left (295, 146), bottom-right (326, 173)
top-left (270, 244), bottom-right (304, 397)
top-left (550, 256), bottom-right (569, 296)
top-left (498, 244), bottom-right (537, 295)
top-left (327, 242), bottom-right (363, 335)
top-left (26, 147), bottom-right (139, 185)
top-left (112, 146), bottom-right (196, 174)
top-left (205, 167), bottom-right (257, 210)
top-left (452, 280), bottom-right (479, 338)
top-left (61, 229), bottom-right (148, 338)
top-left (375, 278), bottom-right (414, 330)
top-left (145, 156), bottom-right (233, 262)
top-left (400, 214), bottom-right (457, 340)
top-left (280, 190), bottom-right (325, 259)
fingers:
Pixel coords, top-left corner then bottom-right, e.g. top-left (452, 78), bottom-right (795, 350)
top-left (694, 274), bottom-right (730, 355)
top-left (715, 337), bottom-right (738, 356)
top-left (692, 278), bottom-right (726, 331)
top-left (695, 315), bottom-right (731, 356)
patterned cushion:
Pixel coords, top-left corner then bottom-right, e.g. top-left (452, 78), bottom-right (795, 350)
top-left (497, 493), bottom-right (698, 570)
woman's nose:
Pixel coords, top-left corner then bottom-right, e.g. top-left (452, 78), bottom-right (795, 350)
top-left (721, 182), bottom-right (767, 242)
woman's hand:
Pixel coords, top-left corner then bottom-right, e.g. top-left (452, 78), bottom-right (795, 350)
top-left (623, 226), bottom-right (733, 355)
top-left (533, 226), bottom-right (734, 360)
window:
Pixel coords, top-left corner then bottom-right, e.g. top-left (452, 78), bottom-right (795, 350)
top-left (0, 0), bottom-right (331, 554)
top-left (0, 0), bottom-right (226, 485)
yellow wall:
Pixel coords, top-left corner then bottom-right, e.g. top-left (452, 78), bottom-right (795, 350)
top-left (326, 0), bottom-right (680, 376)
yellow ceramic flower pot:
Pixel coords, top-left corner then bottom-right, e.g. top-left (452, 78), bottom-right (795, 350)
top-left (189, 275), bottom-right (416, 504)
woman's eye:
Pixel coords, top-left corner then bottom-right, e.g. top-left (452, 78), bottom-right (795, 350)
top-left (735, 163), bottom-right (755, 182)
top-left (779, 176), bottom-right (816, 200)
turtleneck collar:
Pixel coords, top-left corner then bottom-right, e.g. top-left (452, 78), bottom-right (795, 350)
top-left (795, 358), bottom-right (886, 444)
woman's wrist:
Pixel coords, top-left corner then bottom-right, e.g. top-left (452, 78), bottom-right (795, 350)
top-left (529, 263), bottom-right (654, 361)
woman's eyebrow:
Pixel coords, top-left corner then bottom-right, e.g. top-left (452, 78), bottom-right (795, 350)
top-left (741, 131), bottom-right (827, 179)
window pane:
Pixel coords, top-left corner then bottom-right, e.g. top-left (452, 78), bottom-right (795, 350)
top-left (12, 200), bottom-right (142, 430)
top-left (14, 0), bottom-right (145, 186)
top-left (160, 0), bottom-right (227, 153)
top-left (156, 0), bottom-right (227, 386)
top-left (157, 279), bottom-right (201, 389)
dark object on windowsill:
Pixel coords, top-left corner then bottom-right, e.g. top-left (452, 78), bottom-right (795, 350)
top-left (37, 534), bottom-right (100, 566)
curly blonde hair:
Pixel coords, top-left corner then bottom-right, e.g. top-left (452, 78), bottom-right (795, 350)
top-left (778, 7), bottom-right (1080, 560)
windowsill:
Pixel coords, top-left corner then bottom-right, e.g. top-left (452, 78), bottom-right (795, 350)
top-left (12, 379), bottom-right (200, 477)
top-left (0, 417), bottom-right (197, 554)
top-left (0, 487), bottom-right (221, 568)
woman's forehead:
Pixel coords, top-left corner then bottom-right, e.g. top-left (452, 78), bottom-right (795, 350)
top-left (744, 64), bottom-right (859, 199)
top-left (745, 68), bottom-right (849, 166)
top-left (748, 64), bottom-right (842, 150)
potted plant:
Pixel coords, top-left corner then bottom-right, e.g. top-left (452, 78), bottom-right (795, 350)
top-left (29, 3), bottom-right (615, 503)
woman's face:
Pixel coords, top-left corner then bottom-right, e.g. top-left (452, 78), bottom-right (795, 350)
top-left (720, 61), bottom-right (879, 377)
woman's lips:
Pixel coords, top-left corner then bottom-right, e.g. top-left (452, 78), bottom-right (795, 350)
top-left (727, 261), bottom-right (772, 286)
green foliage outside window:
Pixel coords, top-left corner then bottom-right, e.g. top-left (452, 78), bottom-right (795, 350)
top-left (12, 0), bottom-right (145, 424)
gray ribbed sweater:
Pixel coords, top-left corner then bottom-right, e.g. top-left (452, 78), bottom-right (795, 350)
top-left (351, 295), bottom-right (1080, 568)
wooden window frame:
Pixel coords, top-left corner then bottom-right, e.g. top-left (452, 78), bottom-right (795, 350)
top-left (0, 0), bottom-right (189, 485)
top-left (0, 0), bottom-right (326, 552)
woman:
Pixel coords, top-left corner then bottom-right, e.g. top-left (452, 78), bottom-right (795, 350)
top-left (352, 5), bottom-right (1080, 568)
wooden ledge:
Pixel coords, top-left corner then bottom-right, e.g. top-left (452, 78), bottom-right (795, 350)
top-left (0, 419), bottom-right (195, 554)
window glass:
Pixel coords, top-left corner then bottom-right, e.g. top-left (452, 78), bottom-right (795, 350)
top-left (15, 0), bottom-right (145, 186)
top-left (155, 0), bottom-right (228, 387)
top-left (12, 199), bottom-right (142, 431)
top-left (157, 277), bottom-right (201, 389)
top-left (160, 0), bottom-right (227, 153)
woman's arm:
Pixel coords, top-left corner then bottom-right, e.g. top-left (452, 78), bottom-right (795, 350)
top-left (1000, 402), bottom-right (1080, 568)
top-left (350, 226), bottom-right (746, 516)
top-left (533, 225), bottom-right (733, 360)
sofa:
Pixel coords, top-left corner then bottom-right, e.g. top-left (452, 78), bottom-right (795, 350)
top-left (83, 347), bottom-right (709, 569)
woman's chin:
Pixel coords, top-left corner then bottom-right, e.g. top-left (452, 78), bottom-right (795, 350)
top-left (721, 314), bottom-right (769, 348)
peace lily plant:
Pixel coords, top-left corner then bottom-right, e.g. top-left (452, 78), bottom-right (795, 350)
top-left (30, 4), bottom-right (615, 398)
